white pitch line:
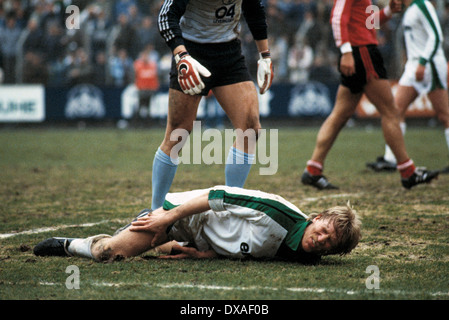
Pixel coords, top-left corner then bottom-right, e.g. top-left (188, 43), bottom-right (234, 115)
top-left (0, 219), bottom-right (125, 239)
top-left (35, 281), bottom-right (448, 297)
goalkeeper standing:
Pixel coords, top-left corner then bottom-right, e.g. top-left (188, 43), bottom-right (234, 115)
top-left (151, 0), bottom-right (274, 210)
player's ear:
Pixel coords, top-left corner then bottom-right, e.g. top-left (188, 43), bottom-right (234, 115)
top-left (312, 214), bottom-right (322, 222)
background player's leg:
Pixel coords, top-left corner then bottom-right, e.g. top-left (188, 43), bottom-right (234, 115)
top-left (309, 85), bottom-right (362, 165)
top-left (383, 85), bottom-right (418, 164)
top-left (364, 79), bottom-right (410, 166)
top-left (427, 88), bottom-right (449, 170)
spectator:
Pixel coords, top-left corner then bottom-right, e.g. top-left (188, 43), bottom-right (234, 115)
top-left (288, 39), bottom-right (314, 83)
top-left (295, 9), bottom-right (323, 54)
top-left (47, 55), bottom-right (69, 86)
top-left (265, 0), bottom-right (286, 39)
top-left (136, 16), bottom-right (160, 54)
top-left (133, 45), bottom-right (160, 118)
top-left (23, 51), bottom-right (48, 84)
top-left (42, 22), bottom-right (66, 65)
top-left (114, 0), bottom-right (137, 20)
top-left (9, 0), bottom-right (27, 29)
top-left (109, 48), bottom-right (134, 87)
top-left (127, 4), bottom-right (142, 29)
top-left (269, 35), bottom-right (290, 83)
top-left (0, 12), bottom-right (22, 83)
top-left (92, 51), bottom-right (108, 86)
top-left (67, 48), bottom-right (94, 86)
top-left (113, 13), bottom-right (138, 59)
top-left (22, 17), bottom-right (45, 56)
top-left (88, 7), bottom-right (113, 61)
top-left (308, 52), bottom-right (339, 84)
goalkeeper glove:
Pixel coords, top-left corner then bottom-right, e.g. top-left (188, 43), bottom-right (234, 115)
top-left (257, 50), bottom-right (274, 94)
top-left (175, 51), bottom-right (211, 95)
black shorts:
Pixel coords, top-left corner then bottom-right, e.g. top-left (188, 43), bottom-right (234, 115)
top-left (169, 38), bottom-right (252, 96)
top-left (339, 45), bottom-right (387, 94)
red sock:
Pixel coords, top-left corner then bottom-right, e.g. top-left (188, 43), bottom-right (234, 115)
top-left (306, 160), bottom-right (323, 176)
top-left (397, 159), bottom-right (415, 178)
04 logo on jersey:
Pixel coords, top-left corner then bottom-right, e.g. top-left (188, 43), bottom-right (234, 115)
top-left (215, 3), bottom-right (237, 23)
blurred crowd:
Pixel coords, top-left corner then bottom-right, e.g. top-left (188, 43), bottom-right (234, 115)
top-left (0, 0), bottom-right (449, 87)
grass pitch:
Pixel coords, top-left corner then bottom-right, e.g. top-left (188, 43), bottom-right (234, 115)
top-left (0, 124), bottom-right (448, 302)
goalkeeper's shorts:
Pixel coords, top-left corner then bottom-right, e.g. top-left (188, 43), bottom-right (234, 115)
top-left (169, 38), bottom-right (252, 96)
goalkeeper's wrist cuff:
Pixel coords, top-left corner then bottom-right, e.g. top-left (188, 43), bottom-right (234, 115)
top-left (259, 50), bottom-right (271, 59)
top-left (175, 51), bottom-right (189, 63)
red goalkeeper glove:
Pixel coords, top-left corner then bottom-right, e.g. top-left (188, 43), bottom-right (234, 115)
top-left (175, 51), bottom-right (211, 95)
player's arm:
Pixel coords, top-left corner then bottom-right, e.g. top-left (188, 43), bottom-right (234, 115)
top-left (129, 192), bottom-right (210, 246)
top-left (158, 0), bottom-right (188, 52)
top-left (159, 244), bottom-right (218, 259)
top-left (415, 3), bottom-right (440, 81)
top-left (331, 0), bottom-right (355, 76)
top-left (158, 0), bottom-right (211, 95)
top-left (378, 0), bottom-right (403, 25)
top-left (242, 0), bottom-right (273, 94)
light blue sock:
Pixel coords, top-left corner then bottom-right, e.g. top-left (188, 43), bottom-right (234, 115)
top-left (225, 147), bottom-right (255, 188)
top-left (151, 148), bottom-right (179, 210)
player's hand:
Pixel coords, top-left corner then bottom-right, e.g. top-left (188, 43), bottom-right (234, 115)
top-left (175, 51), bottom-right (211, 95)
top-left (415, 64), bottom-right (425, 81)
top-left (159, 245), bottom-right (218, 259)
top-left (340, 52), bottom-right (356, 77)
top-left (129, 210), bottom-right (169, 246)
top-left (389, 0), bottom-right (403, 14)
top-left (257, 51), bottom-right (274, 94)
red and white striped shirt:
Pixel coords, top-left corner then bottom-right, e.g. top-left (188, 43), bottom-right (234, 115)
top-left (331, 0), bottom-right (392, 49)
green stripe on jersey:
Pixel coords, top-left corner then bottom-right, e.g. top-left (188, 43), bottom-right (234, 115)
top-left (163, 200), bottom-right (177, 211)
top-left (414, 0), bottom-right (440, 60)
top-left (208, 189), bottom-right (310, 251)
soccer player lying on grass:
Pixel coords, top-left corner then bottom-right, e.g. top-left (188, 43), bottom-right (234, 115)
top-left (34, 186), bottom-right (362, 264)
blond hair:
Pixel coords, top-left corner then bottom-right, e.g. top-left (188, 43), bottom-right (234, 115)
top-left (308, 201), bottom-right (362, 255)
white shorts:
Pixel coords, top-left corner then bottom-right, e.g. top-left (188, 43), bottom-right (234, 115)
top-left (399, 56), bottom-right (448, 95)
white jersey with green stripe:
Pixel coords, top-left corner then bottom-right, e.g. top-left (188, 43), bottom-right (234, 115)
top-left (402, 0), bottom-right (444, 64)
top-left (163, 186), bottom-right (310, 259)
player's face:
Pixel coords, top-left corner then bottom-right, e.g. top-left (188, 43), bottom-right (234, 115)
top-left (301, 216), bottom-right (338, 255)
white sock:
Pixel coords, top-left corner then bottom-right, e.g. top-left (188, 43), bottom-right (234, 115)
top-left (384, 122), bottom-right (406, 164)
top-left (68, 234), bottom-right (110, 259)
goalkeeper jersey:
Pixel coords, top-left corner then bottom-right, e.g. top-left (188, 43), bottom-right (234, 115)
top-left (163, 186), bottom-right (320, 263)
top-left (158, 0), bottom-right (268, 51)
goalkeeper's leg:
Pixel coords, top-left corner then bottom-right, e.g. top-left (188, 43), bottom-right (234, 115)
top-left (151, 89), bottom-right (202, 210)
top-left (213, 82), bottom-right (261, 188)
